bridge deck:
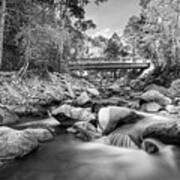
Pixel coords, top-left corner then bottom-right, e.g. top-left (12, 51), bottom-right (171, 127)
top-left (69, 61), bottom-right (150, 70)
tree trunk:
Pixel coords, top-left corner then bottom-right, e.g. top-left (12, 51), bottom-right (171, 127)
top-left (0, 0), bottom-right (6, 69)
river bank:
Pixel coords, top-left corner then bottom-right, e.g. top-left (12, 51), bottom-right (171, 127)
top-left (1, 71), bottom-right (180, 170)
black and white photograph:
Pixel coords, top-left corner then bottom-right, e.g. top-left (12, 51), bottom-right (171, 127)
top-left (0, 0), bottom-right (180, 179)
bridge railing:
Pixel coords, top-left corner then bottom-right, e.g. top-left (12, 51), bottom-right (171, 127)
top-left (69, 57), bottom-right (148, 64)
top-left (68, 58), bottom-right (150, 71)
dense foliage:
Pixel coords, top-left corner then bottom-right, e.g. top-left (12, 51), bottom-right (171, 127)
top-left (124, 0), bottom-right (180, 77)
top-left (0, 0), bottom-right (107, 73)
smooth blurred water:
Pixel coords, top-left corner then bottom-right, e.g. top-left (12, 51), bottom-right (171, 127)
top-left (0, 129), bottom-right (82, 180)
top-left (0, 128), bottom-right (179, 180)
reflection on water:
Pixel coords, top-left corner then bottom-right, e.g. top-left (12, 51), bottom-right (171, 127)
top-left (0, 128), bottom-right (179, 180)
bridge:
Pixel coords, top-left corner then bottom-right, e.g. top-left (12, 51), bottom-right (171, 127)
top-left (68, 58), bottom-right (150, 71)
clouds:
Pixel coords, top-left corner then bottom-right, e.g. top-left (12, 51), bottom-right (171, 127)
top-left (85, 0), bottom-right (140, 38)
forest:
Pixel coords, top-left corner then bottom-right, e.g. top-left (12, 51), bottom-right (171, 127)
top-left (0, 0), bottom-right (180, 180)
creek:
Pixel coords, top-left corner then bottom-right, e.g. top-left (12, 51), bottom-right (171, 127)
top-left (0, 127), bottom-right (179, 180)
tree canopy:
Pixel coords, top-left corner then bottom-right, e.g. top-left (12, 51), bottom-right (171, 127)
top-left (0, 0), bottom-right (107, 74)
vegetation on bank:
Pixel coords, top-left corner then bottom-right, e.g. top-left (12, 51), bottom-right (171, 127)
top-left (0, 0), bottom-right (179, 84)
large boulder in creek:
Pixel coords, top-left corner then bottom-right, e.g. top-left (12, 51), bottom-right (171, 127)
top-left (98, 106), bottom-right (141, 134)
top-left (140, 90), bottom-right (172, 106)
top-left (0, 127), bottom-right (38, 161)
top-left (98, 106), bottom-right (172, 146)
top-left (51, 104), bottom-right (95, 127)
top-left (0, 127), bottom-right (54, 162)
top-left (143, 121), bottom-right (180, 146)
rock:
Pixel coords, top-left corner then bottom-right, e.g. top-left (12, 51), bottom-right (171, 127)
top-left (92, 97), bottom-right (129, 108)
top-left (52, 104), bottom-right (72, 117)
top-left (108, 83), bottom-right (120, 93)
top-left (166, 105), bottom-right (178, 114)
top-left (76, 92), bottom-right (91, 106)
top-left (143, 121), bottom-right (180, 146)
top-left (73, 121), bottom-right (97, 133)
top-left (142, 102), bottom-right (162, 113)
top-left (158, 110), bottom-right (171, 116)
top-left (67, 127), bottom-right (77, 133)
top-left (140, 90), bottom-right (172, 106)
top-left (72, 121), bottom-right (101, 141)
top-left (130, 79), bottom-right (146, 91)
top-left (169, 79), bottom-right (180, 97)
top-left (145, 84), bottom-right (171, 98)
top-left (24, 128), bottom-right (54, 142)
top-left (13, 117), bottom-right (60, 130)
top-left (128, 100), bottom-right (140, 110)
top-left (87, 88), bottom-right (100, 97)
top-left (10, 105), bottom-right (47, 117)
top-left (0, 107), bottom-right (19, 125)
top-left (98, 106), bottom-right (138, 134)
top-left (51, 104), bottom-right (95, 126)
top-left (0, 127), bottom-right (38, 160)
top-left (98, 106), bottom-right (172, 145)
top-left (122, 86), bottom-right (131, 96)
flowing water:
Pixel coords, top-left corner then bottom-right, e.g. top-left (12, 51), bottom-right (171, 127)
top-left (0, 128), bottom-right (179, 180)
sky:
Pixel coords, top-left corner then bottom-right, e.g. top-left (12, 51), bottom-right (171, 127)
top-left (85, 0), bottom-right (141, 38)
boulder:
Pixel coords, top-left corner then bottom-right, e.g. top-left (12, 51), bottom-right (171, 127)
top-left (145, 84), bottom-right (171, 98)
top-left (76, 92), bottom-right (91, 106)
top-left (72, 121), bottom-right (101, 141)
top-left (13, 117), bottom-right (60, 130)
top-left (73, 121), bottom-right (97, 133)
top-left (24, 128), bottom-right (54, 142)
top-left (128, 100), bottom-right (140, 110)
top-left (130, 79), bottom-right (146, 91)
top-left (108, 83), bottom-right (120, 93)
top-left (87, 88), bottom-right (100, 97)
top-left (98, 106), bottom-right (139, 134)
top-left (143, 121), bottom-right (180, 146)
top-left (166, 105), bottom-right (178, 114)
top-left (142, 102), bottom-right (162, 113)
top-left (140, 90), bottom-right (172, 106)
top-left (9, 105), bottom-right (47, 118)
top-left (0, 127), bottom-right (38, 160)
top-left (51, 104), bottom-right (95, 126)
top-left (169, 79), bottom-right (180, 97)
top-left (158, 110), bottom-right (171, 117)
top-left (98, 106), bottom-right (172, 146)
top-left (92, 97), bottom-right (129, 108)
top-left (0, 106), bottom-right (19, 125)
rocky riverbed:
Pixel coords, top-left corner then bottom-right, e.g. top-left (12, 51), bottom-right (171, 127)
top-left (1, 71), bottom-right (180, 175)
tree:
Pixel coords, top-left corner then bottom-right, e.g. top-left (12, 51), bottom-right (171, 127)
top-left (125, 0), bottom-right (180, 69)
top-left (123, 0), bottom-right (180, 84)
top-left (104, 33), bottom-right (122, 59)
top-left (0, 0), bottom-right (6, 69)
top-left (2, 0), bottom-right (107, 75)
